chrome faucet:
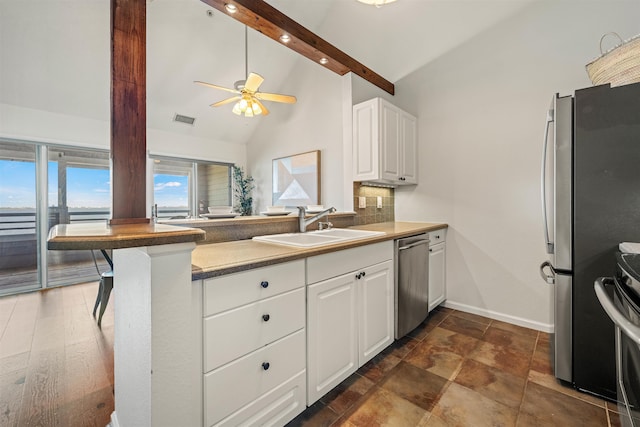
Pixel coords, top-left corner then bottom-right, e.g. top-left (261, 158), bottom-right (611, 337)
top-left (297, 206), bottom-right (336, 232)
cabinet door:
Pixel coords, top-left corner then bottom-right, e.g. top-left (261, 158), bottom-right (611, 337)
top-left (428, 243), bottom-right (446, 311)
top-left (358, 260), bottom-right (394, 366)
top-left (400, 112), bottom-right (418, 184)
top-left (307, 273), bottom-right (358, 405)
top-left (381, 102), bottom-right (401, 182)
top-left (353, 99), bottom-right (379, 181)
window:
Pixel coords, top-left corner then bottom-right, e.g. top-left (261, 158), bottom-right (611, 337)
top-left (151, 155), bottom-right (232, 218)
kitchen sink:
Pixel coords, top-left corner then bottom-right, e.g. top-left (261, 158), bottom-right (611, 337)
top-left (252, 228), bottom-right (385, 248)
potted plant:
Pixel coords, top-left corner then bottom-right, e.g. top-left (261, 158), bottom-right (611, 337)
top-left (232, 165), bottom-right (255, 216)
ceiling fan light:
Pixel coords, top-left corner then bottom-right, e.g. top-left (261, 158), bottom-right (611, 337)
top-left (238, 98), bottom-right (248, 111)
top-left (245, 108), bottom-right (254, 118)
top-left (251, 101), bottom-right (262, 115)
top-left (232, 102), bottom-right (242, 115)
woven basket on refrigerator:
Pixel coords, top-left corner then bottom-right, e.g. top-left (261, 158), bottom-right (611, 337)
top-left (586, 32), bottom-right (640, 87)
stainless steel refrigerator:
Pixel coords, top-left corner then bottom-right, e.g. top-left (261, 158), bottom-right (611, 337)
top-left (539, 82), bottom-right (640, 400)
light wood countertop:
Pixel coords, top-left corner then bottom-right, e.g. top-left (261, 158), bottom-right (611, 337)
top-left (191, 221), bottom-right (447, 280)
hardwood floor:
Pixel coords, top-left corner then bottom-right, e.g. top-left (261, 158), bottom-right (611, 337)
top-left (0, 259), bottom-right (110, 294)
top-left (0, 281), bottom-right (114, 427)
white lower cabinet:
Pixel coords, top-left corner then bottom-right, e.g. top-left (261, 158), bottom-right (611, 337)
top-left (204, 330), bottom-right (306, 426)
top-left (358, 260), bottom-right (394, 366)
top-left (307, 273), bottom-right (358, 404)
top-left (201, 241), bottom-right (397, 425)
top-left (202, 260), bottom-right (306, 427)
top-left (428, 229), bottom-right (447, 311)
top-left (307, 242), bottom-right (394, 405)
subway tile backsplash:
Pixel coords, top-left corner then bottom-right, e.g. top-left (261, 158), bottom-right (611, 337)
top-left (353, 182), bottom-right (394, 225)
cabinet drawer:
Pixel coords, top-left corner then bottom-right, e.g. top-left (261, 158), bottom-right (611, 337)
top-left (428, 228), bottom-right (447, 246)
top-left (203, 260), bottom-right (304, 316)
top-left (204, 329), bottom-right (306, 427)
top-left (307, 241), bottom-right (393, 284)
top-left (210, 371), bottom-right (306, 427)
top-left (204, 288), bottom-right (305, 372)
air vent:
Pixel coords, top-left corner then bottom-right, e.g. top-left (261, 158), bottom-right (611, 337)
top-left (173, 113), bottom-right (196, 125)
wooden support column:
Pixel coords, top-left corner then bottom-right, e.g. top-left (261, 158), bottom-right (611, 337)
top-left (110, 0), bottom-right (148, 224)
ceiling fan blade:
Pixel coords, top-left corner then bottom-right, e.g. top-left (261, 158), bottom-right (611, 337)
top-left (194, 80), bottom-right (239, 94)
top-left (211, 96), bottom-right (241, 107)
top-left (254, 98), bottom-right (270, 116)
top-left (244, 73), bottom-right (264, 93)
top-left (255, 92), bottom-right (297, 104)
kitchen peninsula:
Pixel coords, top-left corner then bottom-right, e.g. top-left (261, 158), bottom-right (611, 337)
top-left (48, 219), bottom-right (447, 426)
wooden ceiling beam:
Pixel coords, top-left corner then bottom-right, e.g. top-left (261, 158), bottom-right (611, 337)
top-left (201, 0), bottom-right (395, 95)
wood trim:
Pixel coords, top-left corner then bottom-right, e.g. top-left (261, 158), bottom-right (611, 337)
top-left (201, 0), bottom-right (395, 95)
top-left (110, 0), bottom-right (149, 224)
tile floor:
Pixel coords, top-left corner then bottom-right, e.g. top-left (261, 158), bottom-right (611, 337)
top-left (287, 307), bottom-right (621, 427)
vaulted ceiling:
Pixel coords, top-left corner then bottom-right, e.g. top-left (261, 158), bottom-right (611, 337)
top-left (0, 0), bottom-right (533, 145)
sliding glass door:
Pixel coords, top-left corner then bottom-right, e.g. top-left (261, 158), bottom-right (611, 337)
top-left (46, 147), bottom-right (111, 286)
top-left (0, 140), bottom-right (111, 295)
top-left (0, 141), bottom-right (39, 294)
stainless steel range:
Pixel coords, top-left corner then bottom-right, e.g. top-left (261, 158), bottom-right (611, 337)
top-left (595, 252), bottom-right (640, 426)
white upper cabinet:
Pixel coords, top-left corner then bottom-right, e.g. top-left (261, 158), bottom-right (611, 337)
top-left (353, 98), bottom-right (418, 186)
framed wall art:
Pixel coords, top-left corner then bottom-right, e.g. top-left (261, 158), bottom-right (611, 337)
top-left (272, 150), bottom-right (321, 207)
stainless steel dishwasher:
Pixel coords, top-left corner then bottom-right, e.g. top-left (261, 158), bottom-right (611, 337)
top-left (395, 234), bottom-right (430, 339)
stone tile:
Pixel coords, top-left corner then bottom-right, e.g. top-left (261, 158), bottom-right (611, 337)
top-left (405, 327), bottom-right (479, 380)
top-left (319, 374), bottom-right (375, 415)
top-left (519, 382), bottom-right (608, 426)
top-left (380, 335), bottom-right (420, 359)
top-left (285, 400), bottom-right (338, 427)
top-left (538, 332), bottom-right (551, 343)
top-left (469, 340), bottom-right (531, 379)
top-left (431, 382), bottom-right (518, 426)
top-left (357, 353), bottom-right (401, 383)
top-left (439, 315), bottom-right (489, 339)
top-left (423, 413), bottom-right (451, 427)
top-left (454, 359), bottom-right (526, 409)
top-left (489, 319), bottom-right (539, 338)
top-left (449, 310), bottom-right (492, 326)
top-left (404, 342), bottom-right (464, 381)
top-left (608, 410), bottom-right (623, 427)
top-left (342, 387), bottom-right (430, 427)
top-left (482, 325), bottom-right (537, 355)
top-left (379, 361), bottom-right (448, 411)
top-left (421, 327), bottom-right (481, 356)
top-left (530, 336), bottom-right (553, 375)
top-left (407, 310), bottom-right (449, 341)
top-left (527, 370), bottom-right (605, 408)
top-left (606, 400), bottom-right (624, 413)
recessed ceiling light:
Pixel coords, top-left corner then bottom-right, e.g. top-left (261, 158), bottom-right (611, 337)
top-left (319, 57), bottom-right (329, 65)
top-left (224, 3), bottom-right (237, 13)
top-left (280, 34), bottom-right (291, 43)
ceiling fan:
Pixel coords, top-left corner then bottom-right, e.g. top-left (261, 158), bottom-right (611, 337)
top-left (194, 26), bottom-right (296, 117)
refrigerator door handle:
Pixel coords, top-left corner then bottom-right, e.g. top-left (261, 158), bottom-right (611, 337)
top-left (540, 260), bottom-right (556, 284)
top-left (595, 278), bottom-right (640, 345)
top-left (541, 106), bottom-right (555, 254)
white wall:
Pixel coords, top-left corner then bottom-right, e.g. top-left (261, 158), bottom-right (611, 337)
top-left (394, 0), bottom-right (640, 331)
top-left (0, 103), bottom-right (246, 166)
top-left (246, 58), bottom-right (344, 213)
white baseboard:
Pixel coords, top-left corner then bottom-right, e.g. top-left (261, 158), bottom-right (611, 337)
top-left (443, 300), bottom-right (553, 333)
top-left (109, 411), bottom-right (120, 427)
